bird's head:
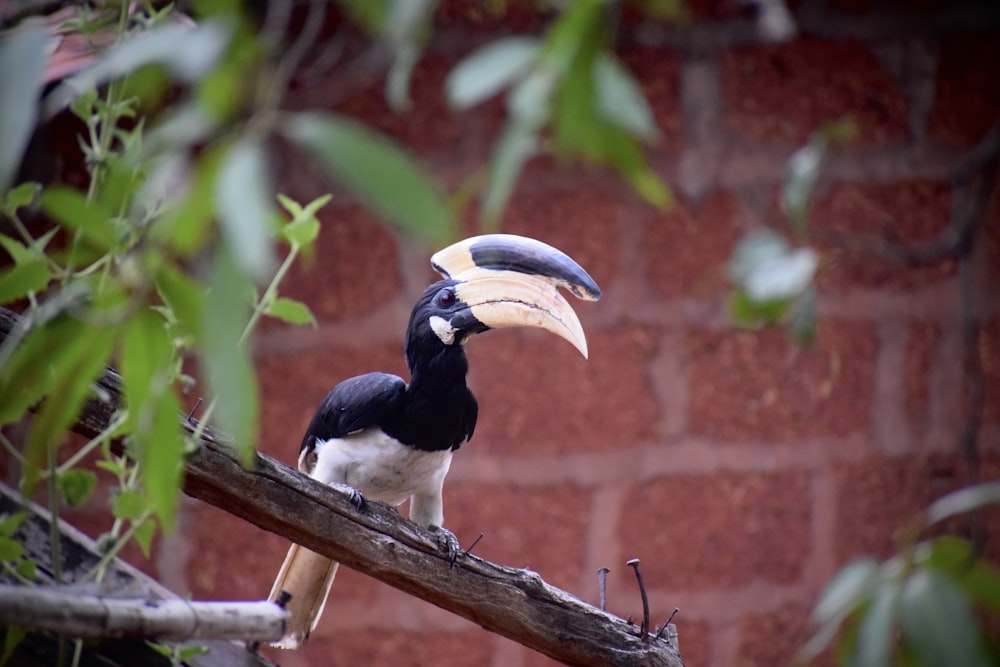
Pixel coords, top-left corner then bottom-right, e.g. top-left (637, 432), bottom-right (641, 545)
top-left (405, 234), bottom-right (602, 369)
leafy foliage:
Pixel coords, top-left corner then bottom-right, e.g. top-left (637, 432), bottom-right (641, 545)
top-left (800, 483), bottom-right (1000, 666)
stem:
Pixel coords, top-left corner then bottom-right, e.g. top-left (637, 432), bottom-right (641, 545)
top-left (0, 431), bottom-right (27, 468)
top-left (87, 509), bottom-right (154, 584)
top-left (55, 412), bottom-right (127, 477)
top-left (47, 442), bottom-right (63, 586)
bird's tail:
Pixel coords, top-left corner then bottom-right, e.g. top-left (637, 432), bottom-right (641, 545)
top-left (268, 543), bottom-right (339, 649)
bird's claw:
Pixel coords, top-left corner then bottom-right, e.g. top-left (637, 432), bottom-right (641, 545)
top-left (431, 526), bottom-right (462, 568)
top-left (331, 482), bottom-right (365, 510)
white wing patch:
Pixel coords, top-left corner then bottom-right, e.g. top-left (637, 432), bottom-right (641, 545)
top-left (306, 429), bottom-right (453, 507)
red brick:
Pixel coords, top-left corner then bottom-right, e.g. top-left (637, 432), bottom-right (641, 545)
top-left (644, 192), bottom-right (742, 299)
top-left (812, 182), bottom-right (956, 291)
top-left (620, 471), bottom-right (812, 588)
top-left (981, 318), bottom-right (1000, 424)
top-left (289, 628), bottom-right (493, 667)
top-left (498, 185), bottom-right (623, 286)
top-left (720, 37), bottom-right (908, 145)
top-left (256, 342), bottom-right (407, 463)
top-left (686, 321), bottom-right (877, 441)
top-left (468, 327), bottom-right (659, 455)
top-left (928, 35), bottom-right (1000, 145)
top-left (737, 604), bottom-right (818, 667)
top-left (443, 483), bottom-right (591, 592)
top-left (275, 205), bottom-right (402, 324)
top-left (904, 322), bottom-right (938, 426)
top-left (834, 454), bottom-right (972, 561)
top-left (619, 48), bottom-right (683, 154)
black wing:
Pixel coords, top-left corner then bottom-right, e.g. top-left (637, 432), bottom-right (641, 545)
top-left (300, 372), bottom-right (406, 453)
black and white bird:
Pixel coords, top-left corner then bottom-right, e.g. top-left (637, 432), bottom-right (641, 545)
top-left (267, 234), bottom-right (601, 648)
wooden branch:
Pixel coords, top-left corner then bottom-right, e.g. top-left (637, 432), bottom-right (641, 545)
top-left (0, 585), bottom-right (287, 642)
top-left (0, 306), bottom-right (683, 667)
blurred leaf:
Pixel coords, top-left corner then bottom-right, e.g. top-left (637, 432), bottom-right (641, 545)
top-left (482, 117), bottom-right (540, 224)
top-left (132, 516), bottom-right (156, 558)
top-left (15, 558), bottom-right (35, 582)
top-left (729, 231), bottom-right (818, 302)
top-left (22, 321), bottom-right (116, 492)
top-left (926, 481), bottom-right (1000, 526)
top-left (0, 512), bottom-right (27, 538)
top-left (819, 117), bottom-right (858, 143)
top-left (40, 186), bottom-right (118, 252)
top-left (112, 489), bottom-right (147, 521)
top-left (4, 182), bottom-right (41, 212)
top-left (155, 265), bottom-right (205, 340)
top-left (44, 20), bottom-right (232, 116)
top-left (0, 260), bottom-right (50, 303)
top-left (57, 469), bottom-right (97, 508)
top-left (786, 286), bottom-right (817, 345)
top-left (382, 0), bottom-right (438, 112)
top-left (803, 558), bottom-right (879, 661)
top-left (0, 537), bottom-right (22, 562)
top-left (152, 149), bottom-right (220, 255)
top-left (284, 112), bottom-right (455, 244)
top-left (215, 138), bottom-right (275, 283)
top-left (0, 23), bottom-right (45, 193)
top-left (730, 289), bottom-right (790, 329)
top-left (121, 308), bottom-right (184, 528)
top-left (446, 37), bottom-right (540, 110)
top-left (340, 0), bottom-right (392, 32)
top-left (0, 625), bottom-right (26, 667)
top-left (852, 580), bottom-right (901, 667)
top-left (278, 193), bottom-right (328, 248)
top-left (782, 141), bottom-right (824, 230)
top-left (594, 54), bottom-right (659, 142)
top-left (267, 297), bottom-right (317, 326)
top-left (202, 246), bottom-right (257, 466)
top-left (917, 536), bottom-right (1000, 614)
top-left (900, 568), bottom-right (991, 667)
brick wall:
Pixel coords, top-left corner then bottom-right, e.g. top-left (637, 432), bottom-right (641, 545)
top-left (112, 3), bottom-right (1000, 666)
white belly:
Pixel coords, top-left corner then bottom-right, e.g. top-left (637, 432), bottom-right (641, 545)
top-left (304, 429), bottom-right (453, 507)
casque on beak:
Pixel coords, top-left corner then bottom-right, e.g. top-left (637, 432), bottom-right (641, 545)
top-left (431, 234), bottom-right (602, 358)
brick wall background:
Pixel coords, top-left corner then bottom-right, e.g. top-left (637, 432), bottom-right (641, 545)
top-left (17, 2), bottom-right (1000, 666)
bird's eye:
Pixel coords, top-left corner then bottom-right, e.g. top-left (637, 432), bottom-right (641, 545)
top-left (437, 289), bottom-right (456, 307)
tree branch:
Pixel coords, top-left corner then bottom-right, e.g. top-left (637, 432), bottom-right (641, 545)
top-left (0, 584), bottom-right (287, 642)
top-left (0, 306), bottom-right (683, 667)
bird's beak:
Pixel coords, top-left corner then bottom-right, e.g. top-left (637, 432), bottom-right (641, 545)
top-left (431, 234), bottom-right (602, 358)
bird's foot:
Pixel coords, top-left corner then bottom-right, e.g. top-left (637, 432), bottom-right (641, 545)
top-left (331, 482), bottom-right (365, 510)
top-left (430, 526), bottom-right (462, 568)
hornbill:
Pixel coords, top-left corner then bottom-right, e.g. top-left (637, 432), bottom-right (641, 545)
top-left (267, 234), bottom-right (601, 649)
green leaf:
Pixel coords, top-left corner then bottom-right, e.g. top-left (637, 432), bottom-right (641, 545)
top-left (39, 186), bottom-right (118, 251)
top-left (215, 138), bottom-right (275, 283)
top-left (482, 117), bottom-right (540, 224)
top-left (0, 624), bottom-right (26, 667)
top-left (0, 235), bottom-right (31, 265)
top-left (900, 568), bottom-right (992, 667)
top-left (283, 112), bottom-right (455, 244)
top-left (446, 37), bottom-right (540, 110)
top-left (852, 580), bottom-right (901, 667)
top-left (382, 0), bottom-right (437, 112)
top-left (0, 512), bottom-right (27, 538)
top-left (0, 537), bottom-right (23, 561)
top-left (926, 481), bottom-right (1000, 526)
top-left (22, 320), bottom-right (116, 490)
top-left (786, 286), bottom-right (817, 346)
top-left (0, 260), bottom-right (50, 303)
top-left (594, 53), bottom-right (659, 142)
top-left (730, 289), bottom-right (790, 328)
top-left (132, 516), bottom-right (156, 558)
top-left (201, 246), bottom-right (258, 466)
top-left (0, 23), bottom-right (46, 192)
top-left (802, 558), bottom-right (879, 661)
top-left (155, 265), bottom-right (205, 340)
top-left (917, 537), bottom-right (1000, 614)
top-left (57, 469), bottom-right (97, 508)
top-left (4, 182), bottom-right (41, 212)
top-left (278, 193), bottom-right (328, 248)
top-left (267, 297), bottom-right (317, 326)
top-left (121, 308), bottom-right (185, 528)
top-left (15, 558), bottom-right (36, 581)
top-left (151, 149), bottom-right (220, 256)
top-left (781, 141), bottom-right (825, 230)
top-left (95, 458), bottom-right (125, 477)
top-left (112, 490), bottom-right (147, 521)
